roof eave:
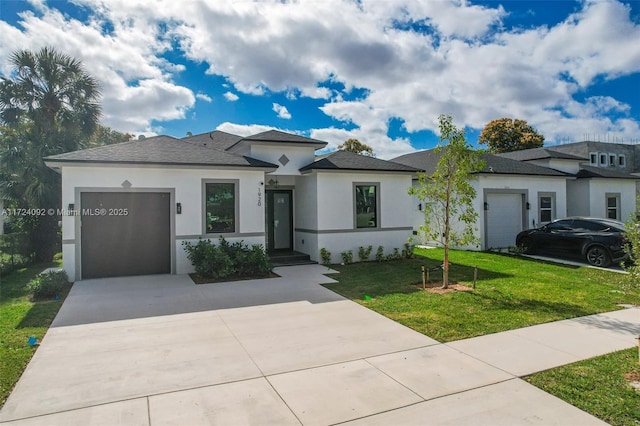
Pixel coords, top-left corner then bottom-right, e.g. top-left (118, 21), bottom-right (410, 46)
top-left (44, 159), bottom-right (278, 171)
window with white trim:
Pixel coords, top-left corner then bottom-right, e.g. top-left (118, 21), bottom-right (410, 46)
top-left (606, 193), bottom-right (620, 220)
top-left (599, 153), bottom-right (607, 166)
top-left (609, 154), bottom-right (616, 167)
top-left (589, 152), bottom-right (597, 165)
top-left (538, 192), bottom-right (555, 224)
top-left (619, 155), bottom-right (626, 167)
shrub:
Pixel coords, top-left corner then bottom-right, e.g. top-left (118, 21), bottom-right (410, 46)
top-left (320, 248), bottom-right (332, 265)
top-left (183, 238), bottom-right (271, 279)
top-left (358, 245), bottom-right (373, 262)
top-left (385, 248), bottom-right (402, 261)
top-left (27, 270), bottom-right (70, 300)
top-left (340, 250), bottom-right (353, 265)
top-left (375, 246), bottom-right (385, 262)
top-left (402, 243), bottom-right (414, 259)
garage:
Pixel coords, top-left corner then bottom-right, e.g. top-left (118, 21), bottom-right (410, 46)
top-left (485, 192), bottom-right (524, 249)
top-left (80, 192), bottom-right (171, 279)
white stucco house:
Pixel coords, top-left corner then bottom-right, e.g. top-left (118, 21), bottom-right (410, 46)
top-left (44, 130), bottom-right (417, 281)
top-left (393, 147), bottom-right (638, 251)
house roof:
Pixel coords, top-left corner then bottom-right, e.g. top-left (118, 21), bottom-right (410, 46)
top-left (498, 148), bottom-right (587, 161)
top-left (392, 150), bottom-right (568, 177)
top-left (182, 130), bottom-right (243, 151)
top-left (44, 135), bottom-right (278, 169)
top-left (238, 130), bottom-right (328, 147)
top-left (300, 150), bottom-right (419, 173)
top-left (576, 165), bottom-right (639, 180)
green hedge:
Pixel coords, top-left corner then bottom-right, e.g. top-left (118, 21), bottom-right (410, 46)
top-left (183, 237), bottom-right (272, 279)
top-left (0, 233), bottom-right (33, 276)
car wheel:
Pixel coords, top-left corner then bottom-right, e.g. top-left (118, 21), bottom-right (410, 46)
top-left (517, 237), bottom-right (535, 254)
top-left (586, 246), bottom-right (611, 267)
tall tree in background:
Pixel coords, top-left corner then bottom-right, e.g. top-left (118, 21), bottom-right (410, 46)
top-left (409, 115), bottom-right (484, 288)
top-left (478, 118), bottom-right (544, 153)
top-left (0, 47), bottom-right (101, 261)
top-left (337, 138), bottom-right (375, 157)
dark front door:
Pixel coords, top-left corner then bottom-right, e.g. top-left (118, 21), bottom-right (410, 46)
top-left (81, 192), bottom-right (171, 279)
top-left (266, 190), bottom-right (293, 252)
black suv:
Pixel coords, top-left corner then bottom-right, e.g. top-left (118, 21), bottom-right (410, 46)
top-left (515, 217), bottom-right (628, 267)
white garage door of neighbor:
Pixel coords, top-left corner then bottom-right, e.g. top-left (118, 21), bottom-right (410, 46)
top-left (485, 193), bottom-right (523, 249)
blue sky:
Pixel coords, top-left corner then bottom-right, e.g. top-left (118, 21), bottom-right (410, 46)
top-left (1, 0), bottom-right (639, 158)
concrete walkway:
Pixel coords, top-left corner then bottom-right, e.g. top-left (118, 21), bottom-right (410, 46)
top-left (1, 265), bottom-right (638, 425)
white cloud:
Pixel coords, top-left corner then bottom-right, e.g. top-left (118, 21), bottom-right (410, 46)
top-left (223, 91), bottom-right (239, 102)
top-left (272, 103), bottom-right (292, 119)
top-left (2, 0), bottom-right (639, 145)
top-left (196, 92), bottom-right (212, 102)
top-left (215, 122), bottom-right (274, 137)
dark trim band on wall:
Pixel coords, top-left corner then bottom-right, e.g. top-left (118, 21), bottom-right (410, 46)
top-left (294, 227), bottom-right (412, 234)
top-left (62, 239), bottom-right (75, 245)
top-left (176, 232), bottom-right (266, 240)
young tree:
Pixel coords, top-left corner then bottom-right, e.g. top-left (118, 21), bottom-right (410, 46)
top-left (409, 115), bottom-right (485, 288)
top-left (0, 47), bottom-right (101, 261)
top-left (623, 202), bottom-right (640, 290)
top-left (337, 138), bottom-right (375, 156)
top-left (479, 118), bottom-right (544, 153)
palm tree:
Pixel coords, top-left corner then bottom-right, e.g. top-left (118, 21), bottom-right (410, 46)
top-left (0, 47), bottom-right (101, 261)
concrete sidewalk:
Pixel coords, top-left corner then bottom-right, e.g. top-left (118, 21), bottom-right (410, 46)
top-left (1, 266), bottom-right (637, 425)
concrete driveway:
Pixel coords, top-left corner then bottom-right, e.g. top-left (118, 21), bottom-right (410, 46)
top-left (1, 265), bottom-right (609, 425)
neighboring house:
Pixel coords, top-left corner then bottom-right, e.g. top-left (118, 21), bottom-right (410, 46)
top-left (44, 130), bottom-right (417, 281)
top-left (544, 140), bottom-right (640, 206)
top-left (392, 151), bottom-right (570, 250)
top-left (500, 147), bottom-right (638, 221)
top-left (394, 144), bottom-right (639, 251)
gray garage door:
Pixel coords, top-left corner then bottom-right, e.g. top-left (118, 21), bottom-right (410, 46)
top-left (81, 192), bottom-right (171, 279)
top-left (485, 192), bottom-right (524, 249)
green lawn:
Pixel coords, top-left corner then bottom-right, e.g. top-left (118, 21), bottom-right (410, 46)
top-left (325, 248), bottom-right (640, 342)
top-left (0, 260), bottom-right (67, 407)
top-left (525, 348), bottom-right (640, 426)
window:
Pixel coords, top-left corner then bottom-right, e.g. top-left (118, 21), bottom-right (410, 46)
top-left (538, 193), bottom-right (555, 224)
top-left (599, 153), bottom-right (607, 166)
top-left (606, 194), bottom-right (620, 220)
top-left (619, 155), bottom-right (626, 167)
top-left (589, 152), bottom-right (597, 165)
top-left (203, 180), bottom-right (237, 233)
top-left (547, 219), bottom-right (573, 231)
top-left (354, 183), bottom-right (378, 228)
top-left (609, 154), bottom-right (616, 167)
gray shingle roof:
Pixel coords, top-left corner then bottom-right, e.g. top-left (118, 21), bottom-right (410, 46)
top-left (499, 148), bottom-right (587, 161)
top-left (300, 150), bottom-right (419, 172)
top-left (240, 130), bottom-right (328, 147)
top-left (182, 130), bottom-right (243, 151)
top-left (392, 150), bottom-right (568, 177)
top-left (45, 135), bottom-right (278, 168)
top-left (576, 165), bottom-right (639, 180)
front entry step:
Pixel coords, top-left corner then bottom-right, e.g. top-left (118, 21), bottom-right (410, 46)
top-left (269, 251), bottom-right (317, 267)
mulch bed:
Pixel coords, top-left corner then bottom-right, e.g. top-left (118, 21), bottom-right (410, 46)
top-left (188, 271), bottom-right (280, 285)
top-left (413, 281), bottom-right (473, 294)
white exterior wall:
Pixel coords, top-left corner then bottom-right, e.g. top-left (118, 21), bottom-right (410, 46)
top-left (527, 159), bottom-right (581, 174)
top-left (587, 178), bottom-right (637, 220)
top-left (410, 174), bottom-right (568, 251)
top-left (309, 171), bottom-right (413, 263)
top-left (60, 165), bottom-right (266, 281)
top-left (250, 145), bottom-right (316, 175)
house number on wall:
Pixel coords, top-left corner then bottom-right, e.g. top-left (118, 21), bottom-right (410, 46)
top-left (257, 188), bottom-right (262, 206)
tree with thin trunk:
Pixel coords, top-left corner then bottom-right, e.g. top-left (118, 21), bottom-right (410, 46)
top-left (409, 115), bottom-right (484, 288)
top-left (0, 47), bottom-right (101, 261)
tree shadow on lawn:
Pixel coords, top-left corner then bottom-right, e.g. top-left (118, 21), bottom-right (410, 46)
top-left (467, 290), bottom-right (595, 319)
top-left (16, 300), bottom-right (64, 329)
top-left (336, 261), bottom-right (512, 299)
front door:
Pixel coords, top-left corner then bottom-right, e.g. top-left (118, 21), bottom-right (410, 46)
top-left (266, 190), bottom-right (293, 252)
